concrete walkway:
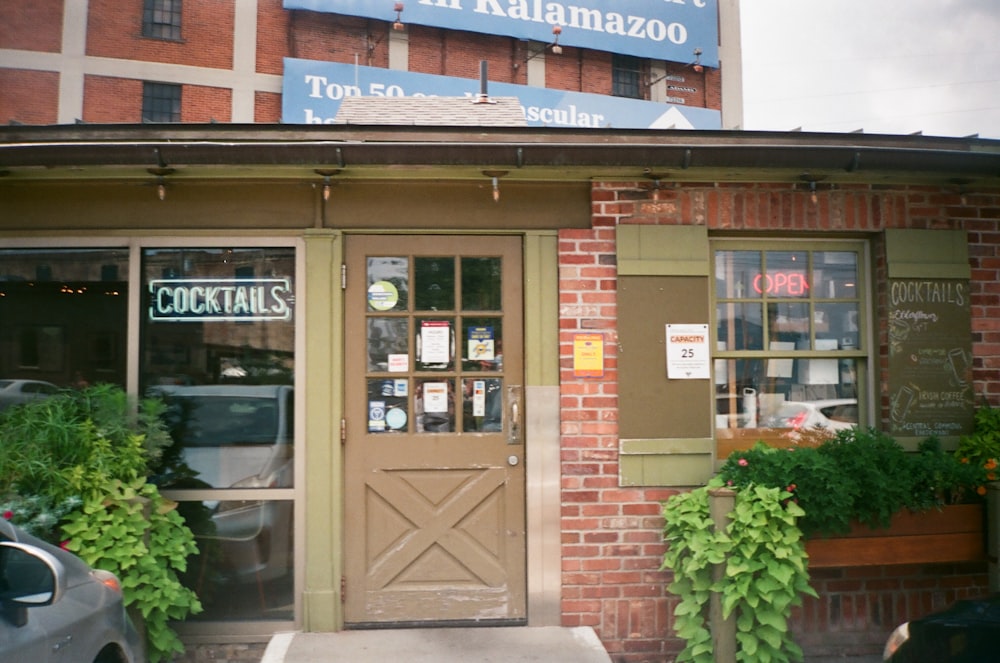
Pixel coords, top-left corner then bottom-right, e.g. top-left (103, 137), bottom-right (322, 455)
top-left (261, 627), bottom-right (613, 663)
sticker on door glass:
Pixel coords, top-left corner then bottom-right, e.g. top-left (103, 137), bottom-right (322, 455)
top-left (468, 326), bottom-right (495, 361)
top-left (369, 400), bottom-right (386, 431)
top-left (420, 321), bottom-right (451, 364)
top-left (385, 407), bottom-right (407, 430)
top-left (368, 280), bottom-right (399, 311)
top-left (423, 382), bottom-right (449, 413)
top-left (388, 354), bottom-right (408, 372)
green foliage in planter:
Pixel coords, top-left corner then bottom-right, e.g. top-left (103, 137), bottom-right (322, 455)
top-left (62, 479), bottom-right (201, 663)
top-left (663, 482), bottom-right (816, 663)
top-left (719, 428), bottom-right (986, 538)
top-left (0, 384), bottom-right (201, 663)
top-left (955, 406), bottom-right (1000, 476)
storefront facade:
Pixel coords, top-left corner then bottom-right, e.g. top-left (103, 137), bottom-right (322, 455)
top-left (3, 125), bottom-right (1000, 659)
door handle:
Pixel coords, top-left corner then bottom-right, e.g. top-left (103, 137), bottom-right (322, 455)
top-left (507, 385), bottom-right (523, 446)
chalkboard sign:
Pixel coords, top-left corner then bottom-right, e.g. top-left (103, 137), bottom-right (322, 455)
top-left (888, 278), bottom-right (973, 436)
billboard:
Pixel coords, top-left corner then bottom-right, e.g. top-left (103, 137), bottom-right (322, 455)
top-left (282, 57), bottom-right (722, 130)
top-left (283, 0), bottom-right (719, 67)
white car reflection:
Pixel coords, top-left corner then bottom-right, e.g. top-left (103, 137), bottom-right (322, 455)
top-left (764, 398), bottom-right (858, 431)
top-left (152, 385), bottom-right (293, 586)
top-left (0, 379), bottom-right (59, 412)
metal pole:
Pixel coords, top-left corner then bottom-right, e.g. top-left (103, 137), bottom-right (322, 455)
top-left (708, 487), bottom-right (737, 663)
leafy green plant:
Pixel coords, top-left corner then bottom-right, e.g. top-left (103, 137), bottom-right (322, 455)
top-left (61, 479), bottom-right (201, 662)
top-left (719, 428), bottom-right (986, 537)
top-left (955, 406), bottom-right (1000, 488)
top-left (0, 384), bottom-right (201, 663)
top-left (663, 482), bottom-right (816, 663)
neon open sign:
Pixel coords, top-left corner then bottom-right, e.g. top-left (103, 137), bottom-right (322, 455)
top-left (753, 271), bottom-right (809, 296)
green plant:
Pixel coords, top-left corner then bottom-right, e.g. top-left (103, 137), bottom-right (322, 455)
top-left (61, 479), bottom-right (201, 662)
top-left (663, 481), bottom-right (816, 663)
top-left (0, 384), bottom-right (201, 663)
top-left (719, 428), bottom-right (986, 537)
top-left (955, 406), bottom-right (1000, 489)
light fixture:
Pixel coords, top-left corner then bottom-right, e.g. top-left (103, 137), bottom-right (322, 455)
top-left (392, 3), bottom-right (404, 31)
top-left (483, 170), bottom-right (508, 203)
top-left (315, 169), bottom-right (341, 202)
top-left (524, 25), bottom-right (563, 62)
top-left (692, 48), bottom-right (704, 73)
top-left (799, 173), bottom-right (826, 204)
top-left (147, 167), bottom-right (175, 201)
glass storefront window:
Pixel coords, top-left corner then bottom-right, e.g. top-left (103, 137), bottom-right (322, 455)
top-left (714, 243), bottom-right (866, 450)
top-left (0, 248), bottom-right (129, 392)
top-left (141, 246), bottom-right (296, 622)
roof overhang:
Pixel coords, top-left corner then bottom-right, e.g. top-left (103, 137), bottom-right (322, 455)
top-left (1, 124), bottom-right (999, 189)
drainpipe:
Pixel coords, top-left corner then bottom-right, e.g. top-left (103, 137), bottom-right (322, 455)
top-left (708, 487), bottom-right (737, 663)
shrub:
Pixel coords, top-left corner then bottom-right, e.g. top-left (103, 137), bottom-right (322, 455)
top-left (0, 384), bottom-right (200, 663)
top-left (718, 428), bottom-right (986, 537)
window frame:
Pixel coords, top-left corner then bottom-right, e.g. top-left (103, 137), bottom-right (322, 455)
top-left (142, 0), bottom-right (183, 41)
top-left (142, 82), bottom-right (182, 123)
top-left (711, 238), bottom-right (872, 445)
top-left (612, 54), bottom-right (645, 100)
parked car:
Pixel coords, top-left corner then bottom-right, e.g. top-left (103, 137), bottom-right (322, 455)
top-left (0, 517), bottom-right (144, 663)
top-left (883, 594), bottom-right (1000, 662)
top-left (150, 384), bottom-right (294, 585)
top-left (763, 398), bottom-right (858, 431)
top-left (0, 379), bottom-right (59, 412)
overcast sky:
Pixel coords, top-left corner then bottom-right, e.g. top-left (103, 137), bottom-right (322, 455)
top-left (738, 0), bottom-right (1000, 139)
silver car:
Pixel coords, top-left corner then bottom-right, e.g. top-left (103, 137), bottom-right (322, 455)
top-left (0, 379), bottom-right (60, 412)
top-left (0, 518), bottom-right (144, 663)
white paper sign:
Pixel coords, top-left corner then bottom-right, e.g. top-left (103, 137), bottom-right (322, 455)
top-left (420, 321), bottom-right (451, 364)
top-left (423, 382), bottom-right (449, 413)
top-left (666, 324), bottom-right (711, 380)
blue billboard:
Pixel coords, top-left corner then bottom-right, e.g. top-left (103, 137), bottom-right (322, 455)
top-left (282, 57), bottom-right (722, 130)
top-left (283, 0), bottom-right (719, 67)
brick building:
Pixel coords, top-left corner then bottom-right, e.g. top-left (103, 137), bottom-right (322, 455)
top-left (2, 2), bottom-right (1000, 662)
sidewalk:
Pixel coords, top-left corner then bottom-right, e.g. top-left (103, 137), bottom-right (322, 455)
top-left (261, 627), bottom-right (613, 663)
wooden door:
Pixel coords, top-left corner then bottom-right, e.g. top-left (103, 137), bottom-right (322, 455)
top-left (344, 235), bottom-right (525, 625)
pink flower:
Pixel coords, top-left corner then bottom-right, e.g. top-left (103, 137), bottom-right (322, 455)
top-left (59, 540), bottom-right (71, 551)
top-left (2, 510), bottom-right (12, 520)
top-left (738, 458), bottom-right (748, 467)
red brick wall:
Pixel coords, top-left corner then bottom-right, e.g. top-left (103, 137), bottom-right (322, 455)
top-left (87, 0), bottom-right (234, 69)
top-left (560, 181), bottom-right (999, 661)
top-left (0, 0), bottom-right (62, 52)
top-left (0, 70), bottom-right (59, 125)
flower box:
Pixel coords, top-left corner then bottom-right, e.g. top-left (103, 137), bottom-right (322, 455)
top-left (805, 503), bottom-right (986, 568)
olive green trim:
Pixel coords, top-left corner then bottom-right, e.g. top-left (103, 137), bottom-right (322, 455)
top-left (619, 437), bottom-right (714, 487)
top-left (617, 225), bottom-right (710, 276)
top-left (524, 232), bottom-right (560, 387)
top-left (302, 230), bottom-right (343, 631)
top-left (885, 229), bottom-right (971, 279)
top-left (620, 437), bottom-right (714, 455)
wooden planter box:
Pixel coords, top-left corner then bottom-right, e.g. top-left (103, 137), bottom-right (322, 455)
top-left (805, 503), bottom-right (986, 568)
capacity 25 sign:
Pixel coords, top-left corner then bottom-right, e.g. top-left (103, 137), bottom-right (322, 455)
top-left (666, 324), bottom-right (710, 379)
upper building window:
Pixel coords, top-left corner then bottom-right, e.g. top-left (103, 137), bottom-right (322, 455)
top-left (612, 55), bottom-right (643, 99)
top-left (142, 0), bottom-right (182, 41)
top-left (142, 82), bottom-right (181, 123)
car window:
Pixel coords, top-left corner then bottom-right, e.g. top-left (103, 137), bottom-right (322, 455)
top-left (821, 404), bottom-right (857, 423)
top-left (164, 396), bottom-right (280, 447)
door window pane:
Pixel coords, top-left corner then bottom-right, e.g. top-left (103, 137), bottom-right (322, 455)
top-left (416, 378), bottom-right (455, 432)
top-left (414, 257), bottom-right (455, 311)
top-left (367, 257), bottom-right (408, 312)
top-left (367, 317), bottom-right (409, 372)
top-left (461, 257), bottom-right (502, 311)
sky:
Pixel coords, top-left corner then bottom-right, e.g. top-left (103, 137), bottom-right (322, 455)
top-left (738, 0), bottom-right (1000, 139)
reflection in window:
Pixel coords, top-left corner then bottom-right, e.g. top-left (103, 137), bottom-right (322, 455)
top-left (714, 244), bottom-right (865, 448)
top-left (0, 248), bottom-right (128, 390)
top-left (141, 246), bottom-right (295, 622)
